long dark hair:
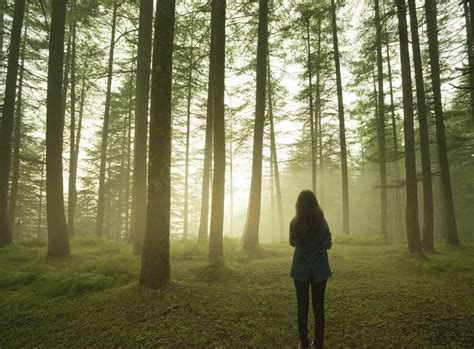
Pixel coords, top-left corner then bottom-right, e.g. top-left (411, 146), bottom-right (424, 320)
top-left (294, 190), bottom-right (324, 238)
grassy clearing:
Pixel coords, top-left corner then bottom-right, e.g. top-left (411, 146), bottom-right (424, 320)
top-left (0, 236), bottom-right (473, 347)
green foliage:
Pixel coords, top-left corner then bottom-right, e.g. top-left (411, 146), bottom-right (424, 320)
top-left (0, 238), bottom-right (473, 347)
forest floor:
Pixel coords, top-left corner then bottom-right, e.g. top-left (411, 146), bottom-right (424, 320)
top-left (0, 236), bottom-right (473, 348)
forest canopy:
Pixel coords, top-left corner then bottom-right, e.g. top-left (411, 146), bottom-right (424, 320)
top-left (0, 0), bottom-right (473, 277)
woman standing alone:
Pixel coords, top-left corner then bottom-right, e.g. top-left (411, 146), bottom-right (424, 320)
top-left (290, 190), bottom-right (332, 349)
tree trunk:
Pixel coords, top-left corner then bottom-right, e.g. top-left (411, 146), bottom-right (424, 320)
top-left (384, 16), bottom-right (404, 241)
top-left (184, 21), bottom-right (194, 240)
top-left (375, 0), bottom-right (388, 239)
top-left (464, 0), bottom-right (474, 120)
top-left (95, 1), bottom-right (118, 237)
top-left (305, 19), bottom-right (316, 194)
top-left (408, 0), bottom-right (434, 250)
top-left (0, 0), bottom-right (4, 60)
top-left (131, 0), bottom-right (153, 253)
top-left (67, 24), bottom-right (77, 236)
top-left (315, 21), bottom-right (323, 202)
top-left (267, 59), bottom-right (284, 242)
top-left (242, 0), bottom-right (268, 252)
top-left (62, 28), bottom-right (71, 121)
top-left (331, 0), bottom-right (350, 235)
top-left (424, 0), bottom-right (460, 245)
top-left (46, 0), bottom-right (70, 257)
top-left (209, 0), bottom-right (226, 260)
top-left (198, 3), bottom-right (217, 248)
top-left (70, 76), bottom-right (85, 236)
top-left (124, 70), bottom-right (133, 240)
top-left (0, 0), bottom-right (25, 247)
top-left (395, 0), bottom-right (422, 252)
top-left (37, 156), bottom-right (45, 239)
top-left (140, 0), bottom-right (176, 288)
top-left (8, 3), bottom-right (29, 231)
top-left (229, 113), bottom-right (234, 237)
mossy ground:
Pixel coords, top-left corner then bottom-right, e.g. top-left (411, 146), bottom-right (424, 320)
top-left (1, 236), bottom-right (473, 347)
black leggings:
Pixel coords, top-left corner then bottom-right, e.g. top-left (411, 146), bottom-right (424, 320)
top-left (294, 274), bottom-right (327, 348)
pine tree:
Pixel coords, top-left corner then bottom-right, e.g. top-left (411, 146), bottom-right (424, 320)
top-left (46, 0), bottom-right (70, 257)
top-left (0, 0), bottom-right (26, 247)
top-left (395, 0), bottom-right (422, 252)
top-left (242, 0), bottom-right (268, 252)
top-left (131, 0), bottom-right (153, 253)
top-left (140, 0), bottom-right (176, 288)
top-left (209, 0), bottom-right (226, 259)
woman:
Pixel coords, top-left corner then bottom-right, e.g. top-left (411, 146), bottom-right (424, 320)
top-left (289, 190), bottom-right (332, 349)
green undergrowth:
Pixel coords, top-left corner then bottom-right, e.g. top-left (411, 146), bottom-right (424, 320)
top-left (0, 236), bottom-right (473, 347)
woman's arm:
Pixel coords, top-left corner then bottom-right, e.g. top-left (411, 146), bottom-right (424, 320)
top-left (324, 219), bottom-right (332, 250)
top-left (289, 221), bottom-right (296, 247)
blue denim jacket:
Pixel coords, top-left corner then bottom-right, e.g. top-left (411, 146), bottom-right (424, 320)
top-left (289, 218), bottom-right (332, 282)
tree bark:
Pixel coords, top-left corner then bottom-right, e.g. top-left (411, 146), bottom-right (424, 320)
top-left (209, 0), bottom-right (226, 259)
top-left (315, 21), bottom-right (323, 202)
top-left (198, 4), bottom-right (217, 248)
top-left (425, 0), bottom-right (460, 245)
top-left (305, 18), bottom-right (317, 194)
top-left (242, 0), bottom-right (268, 252)
top-left (331, 0), bottom-right (350, 235)
top-left (37, 156), bottom-right (45, 239)
top-left (464, 0), bottom-right (474, 121)
top-left (131, 0), bottom-right (153, 253)
top-left (140, 0), bottom-right (176, 288)
top-left (46, 0), bottom-right (70, 257)
top-left (267, 59), bottom-right (284, 242)
top-left (375, 0), bottom-right (388, 239)
top-left (8, 3), bottom-right (29, 231)
top-left (395, 0), bottom-right (422, 252)
top-left (408, 0), bottom-right (434, 250)
top-left (0, 0), bottom-right (4, 60)
top-left (0, 0), bottom-right (25, 247)
top-left (183, 15), bottom-right (195, 240)
top-left (67, 24), bottom-right (77, 236)
top-left (95, 1), bottom-right (118, 237)
top-left (125, 69), bottom-right (133, 240)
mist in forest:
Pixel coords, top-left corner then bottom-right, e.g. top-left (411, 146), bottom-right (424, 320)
top-left (0, 0), bottom-right (473, 346)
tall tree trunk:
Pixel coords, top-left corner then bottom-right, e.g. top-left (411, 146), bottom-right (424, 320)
top-left (395, 0), bottom-right (422, 252)
top-left (8, 3), bottom-right (29, 231)
top-left (46, 0), bottom-right (70, 257)
top-left (229, 113), bottom-right (234, 237)
top-left (375, 0), bottom-right (388, 239)
top-left (183, 25), bottom-right (194, 240)
top-left (0, 0), bottom-right (25, 247)
top-left (331, 0), bottom-right (350, 235)
top-left (62, 28), bottom-right (71, 121)
top-left (267, 59), bottom-right (284, 242)
top-left (131, 0), bottom-right (153, 253)
top-left (67, 24), bottom-right (77, 236)
top-left (305, 19), bottom-right (316, 194)
top-left (242, 0), bottom-right (268, 252)
top-left (95, 1), bottom-right (118, 237)
top-left (315, 21), bottom-right (323, 202)
top-left (70, 77), bottom-right (85, 236)
top-left (315, 20), bottom-right (323, 201)
top-left (0, 0), bottom-right (4, 60)
top-left (425, 0), bottom-right (460, 245)
top-left (408, 0), bottom-right (434, 250)
top-left (209, 0), bottom-right (226, 259)
top-left (125, 70), bottom-right (133, 240)
top-left (464, 0), bottom-right (474, 120)
top-left (198, 4), bottom-right (217, 248)
top-left (37, 156), bottom-right (45, 239)
top-left (385, 19), bottom-right (402, 240)
top-left (140, 0), bottom-right (176, 288)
